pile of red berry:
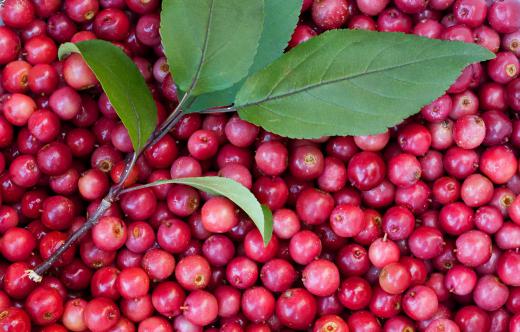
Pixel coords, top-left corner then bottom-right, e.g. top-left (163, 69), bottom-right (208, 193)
top-left (0, 0), bottom-right (520, 331)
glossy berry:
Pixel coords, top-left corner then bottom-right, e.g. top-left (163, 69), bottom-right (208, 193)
top-left (480, 146), bottom-right (517, 184)
top-left (369, 238), bottom-right (400, 268)
top-left (24, 286), bottom-right (63, 325)
top-left (456, 230), bottom-right (492, 267)
top-left (260, 258), bottom-right (297, 293)
top-left (175, 255), bottom-right (211, 291)
top-left (312, 0), bottom-right (349, 30)
top-left (357, 0), bottom-right (390, 15)
top-left (92, 216), bottom-right (127, 251)
top-left (0, 228), bottom-right (36, 262)
top-left (9, 155), bottom-right (40, 188)
top-left (201, 196), bottom-right (238, 233)
top-left (387, 153), bottom-right (422, 188)
top-left (379, 262), bottom-right (412, 294)
top-left (289, 24), bottom-right (318, 48)
top-left (83, 298), bottom-right (120, 332)
top-left (453, 115), bottom-right (486, 149)
top-left (187, 129), bottom-right (219, 160)
top-left (402, 286), bottom-right (438, 321)
top-left (296, 188), bottom-right (334, 225)
top-left (117, 267), bottom-right (150, 299)
top-left (3, 94), bottom-right (36, 126)
top-left (290, 145), bottom-right (325, 181)
top-left (0, 27), bottom-right (21, 65)
top-left (453, 0), bottom-right (487, 27)
top-left (488, 0), bottom-right (520, 33)
top-left (445, 265), bottom-right (477, 295)
top-left (302, 259), bottom-right (340, 297)
top-left (226, 256), bottom-right (258, 289)
top-left (182, 290), bottom-right (218, 326)
top-left (348, 151), bottom-right (386, 190)
top-left (329, 204), bottom-right (365, 237)
top-left (93, 9), bottom-right (130, 41)
top-left (244, 229), bottom-right (279, 263)
top-left (488, 52), bottom-right (519, 84)
top-left (473, 275), bottom-right (509, 311)
top-left (63, 53), bottom-right (97, 90)
top-left (289, 230), bottom-right (322, 265)
top-left (378, 8), bottom-right (413, 33)
top-left (276, 288), bottom-right (317, 330)
top-left (1, 0), bottom-right (36, 29)
top-left (255, 141), bottom-right (288, 176)
top-left (241, 287), bottom-right (275, 323)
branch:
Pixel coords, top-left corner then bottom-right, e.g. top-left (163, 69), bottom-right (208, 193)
top-left (27, 95), bottom-right (191, 281)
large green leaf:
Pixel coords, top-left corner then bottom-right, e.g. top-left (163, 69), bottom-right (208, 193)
top-left (186, 0), bottom-right (302, 113)
top-left (59, 41), bottom-right (157, 152)
top-left (161, 0), bottom-right (264, 96)
top-left (124, 177), bottom-right (273, 244)
top-left (235, 30), bottom-right (495, 138)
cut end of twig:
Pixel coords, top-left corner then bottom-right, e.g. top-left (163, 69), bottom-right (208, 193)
top-left (24, 270), bottom-right (43, 283)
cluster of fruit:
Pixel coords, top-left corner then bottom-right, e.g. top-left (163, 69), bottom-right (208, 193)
top-left (0, 0), bottom-right (519, 331)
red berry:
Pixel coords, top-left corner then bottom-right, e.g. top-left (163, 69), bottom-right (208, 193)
top-left (201, 196), bottom-right (238, 233)
top-left (276, 288), bottom-right (317, 330)
top-left (83, 297), bottom-right (120, 332)
top-left (117, 267), bottom-right (150, 299)
top-left (183, 290), bottom-right (218, 326)
top-left (312, 0), bottom-right (350, 30)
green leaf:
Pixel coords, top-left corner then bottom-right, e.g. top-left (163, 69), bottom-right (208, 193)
top-left (161, 0), bottom-right (264, 97)
top-left (125, 176), bottom-right (273, 244)
top-left (260, 205), bottom-right (273, 245)
top-left (185, 87), bottom-right (236, 114)
top-left (185, 0), bottom-right (302, 113)
top-left (235, 30), bottom-right (495, 138)
top-left (58, 41), bottom-right (157, 152)
top-left (250, 0), bottom-right (302, 73)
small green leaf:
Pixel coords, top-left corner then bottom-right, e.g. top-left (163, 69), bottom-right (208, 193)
top-left (59, 41), bottom-right (157, 152)
top-left (125, 176), bottom-right (273, 244)
top-left (161, 0), bottom-right (264, 96)
top-left (235, 30), bottom-right (495, 138)
top-left (185, 0), bottom-right (302, 113)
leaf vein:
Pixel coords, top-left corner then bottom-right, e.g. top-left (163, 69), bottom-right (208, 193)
top-left (238, 53), bottom-right (476, 109)
top-left (264, 40), bottom-right (330, 98)
top-left (205, 38), bottom-right (233, 65)
top-left (320, 43), bottom-right (350, 82)
top-left (256, 103), bottom-right (339, 127)
top-left (303, 89), bottom-right (376, 115)
top-left (92, 58), bottom-right (144, 148)
top-left (363, 42), bottom-right (399, 72)
top-left (347, 79), bottom-right (415, 101)
top-left (185, 0), bottom-right (215, 95)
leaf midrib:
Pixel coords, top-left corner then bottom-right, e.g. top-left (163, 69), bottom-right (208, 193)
top-left (236, 53), bottom-right (473, 109)
top-left (185, 0), bottom-right (215, 95)
top-left (89, 51), bottom-right (145, 150)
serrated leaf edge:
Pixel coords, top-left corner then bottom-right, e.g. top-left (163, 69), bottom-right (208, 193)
top-left (235, 30), bottom-right (495, 138)
top-left (161, 0), bottom-right (265, 97)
